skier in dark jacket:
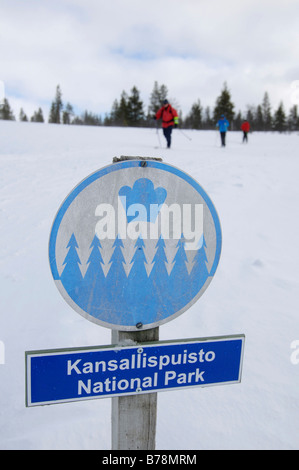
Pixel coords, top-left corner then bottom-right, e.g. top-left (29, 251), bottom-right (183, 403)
top-left (216, 115), bottom-right (229, 147)
top-left (155, 99), bottom-right (179, 148)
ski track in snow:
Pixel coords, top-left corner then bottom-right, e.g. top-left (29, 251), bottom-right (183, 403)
top-left (0, 121), bottom-right (299, 449)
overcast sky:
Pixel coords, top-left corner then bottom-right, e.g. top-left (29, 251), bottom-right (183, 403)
top-left (1, 0), bottom-right (299, 119)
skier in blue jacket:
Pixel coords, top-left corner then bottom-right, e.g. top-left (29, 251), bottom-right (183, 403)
top-left (216, 115), bottom-right (229, 147)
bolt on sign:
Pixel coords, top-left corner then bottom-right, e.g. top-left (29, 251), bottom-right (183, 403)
top-left (49, 160), bottom-right (222, 331)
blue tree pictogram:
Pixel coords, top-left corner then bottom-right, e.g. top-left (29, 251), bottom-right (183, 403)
top-left (103, 235), bottom-right (128, 320)
top-left (60, 233), bottom-right (83, 302)
top-left (169, 234), bottom-right (191, 309)
top-left (127, 236), bottom-right (150, 321)
top-left (149, 235), bottom-right (172, 320)
top-left (81, 235), bottom-right (105, 314)
top-left (190, 235), bottom-right (209, 294)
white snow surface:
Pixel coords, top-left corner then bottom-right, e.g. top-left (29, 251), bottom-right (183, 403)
top-left (0, 121), bottom-right (298, 450)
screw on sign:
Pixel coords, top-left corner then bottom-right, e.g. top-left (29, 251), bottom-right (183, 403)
top-left (49, 159), bottom-right (222, 331)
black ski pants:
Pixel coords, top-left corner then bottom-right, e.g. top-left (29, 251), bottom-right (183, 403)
top-left (243, 131), bottom-right (248, 143)
top-left (163, 126), bottom-right (173, 148)
top-left (220, 131), bottom-right (226, 147)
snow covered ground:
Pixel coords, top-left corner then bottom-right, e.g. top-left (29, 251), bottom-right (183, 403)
top-left (0, 121), bottom-right (299, 450)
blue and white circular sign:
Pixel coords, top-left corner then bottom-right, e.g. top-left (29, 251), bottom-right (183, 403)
top-left (49, 160), bottom-right (222, 331)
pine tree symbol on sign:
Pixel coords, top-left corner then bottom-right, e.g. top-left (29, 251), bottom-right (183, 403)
top-left (60, 234), bottom-right (83, 303)
top-left (59, 232), bottom-right (211, 326)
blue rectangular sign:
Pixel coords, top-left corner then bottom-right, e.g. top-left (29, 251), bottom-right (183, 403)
top-left (26, 335), bottom-right (245, 407)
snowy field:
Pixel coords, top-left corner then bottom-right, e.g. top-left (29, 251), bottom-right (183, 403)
top-left (0, 120), bottom-right (299, 450)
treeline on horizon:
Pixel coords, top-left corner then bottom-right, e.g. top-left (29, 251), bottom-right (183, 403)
top-left (1, 81), bottom-right (298, 132)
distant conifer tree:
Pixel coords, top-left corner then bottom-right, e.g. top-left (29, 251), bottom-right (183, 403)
top-left (48, 85), bottom-right (63, 124)
top-left (62, 103), bottom-right (74, 124)
top-left (19, 108), bottom-right (28, 121)
top-left (273, 102), bottom-right (287, 132)
top-left (31, 108), bottom-right (44, 122)
top-left (147, 81), bottom-right (168, 123)
top-left (127, 86), bottom-right (145, 126)
top-left (287, 105), bottom-right (299, 131)
top-left (261, 92), bottom-right (272, 131)
top-left (184, 99), bottom-right (203, 129)
top-left (213, 82), bottom-right (235, 123)
top-left (0, 98), bottom-right (15, 120)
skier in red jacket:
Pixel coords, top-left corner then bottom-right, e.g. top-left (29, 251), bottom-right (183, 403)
top-left (241, 120), bottom-right (250, 143)
top-left (155, 99), bottom-right (179, 148)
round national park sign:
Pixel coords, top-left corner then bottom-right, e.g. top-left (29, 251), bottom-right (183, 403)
top-left (49, 159), bottom-right (222, 331)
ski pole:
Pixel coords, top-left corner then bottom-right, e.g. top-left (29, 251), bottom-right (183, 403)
top-left (156, 126), bottom-right (162, 148)
top-left (178, 128), bottom-right (192, 141)
top-left (214, 129), bottom-right (219, 146)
